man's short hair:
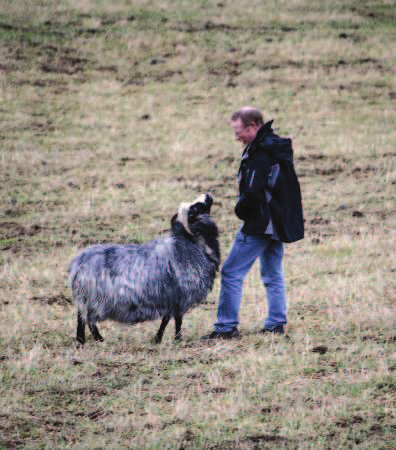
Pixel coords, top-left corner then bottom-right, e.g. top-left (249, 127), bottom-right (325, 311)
top-left (231, 107), bottom-right (264, 126)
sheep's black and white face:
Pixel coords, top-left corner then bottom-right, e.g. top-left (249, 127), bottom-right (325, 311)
top-left (187, 193), bottom-right (213, 221)
top-left (172, 192), bottom-right (220, 267)
top-left (176, 193), bottom-right (214, 235)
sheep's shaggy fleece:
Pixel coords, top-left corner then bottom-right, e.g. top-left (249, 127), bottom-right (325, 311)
top-left (68, 193), bottom-right (220, 345)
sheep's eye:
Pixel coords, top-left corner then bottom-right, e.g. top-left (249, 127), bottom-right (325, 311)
top-left (190, 203), bottom-right (206, 216)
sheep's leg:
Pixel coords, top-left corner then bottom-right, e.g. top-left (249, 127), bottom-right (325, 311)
top-left (88, 322), bottom-right (104, 342)
top-left (174, 314), bottom-right (183, 341)
top-left (76, 311), bottom-right (86, 346)
top-left (155, 316), bottom-right (171, 343)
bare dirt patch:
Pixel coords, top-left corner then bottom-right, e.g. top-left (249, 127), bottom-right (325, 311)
top-left (335, 414), bottom-right (365, 428)
top-left (260, 405), bottom-right (282, 415)
top-left (5, 224), bottom-right (48, 238)
top-left (0, 222), bottom-right (19, 230)
top-left (30, 119), bottom-right (54, 134)
top-left (314, 164), bottom-right (345, 176)
top-left (40, 55), bottom-right (87, 74)
top-left (297, 152), bottom-right (326, 161)
top-left (31, 294), bottom-right (72, 307)
top-left (311, 345), bottom-right (329, 354)
top-left (74, 409), bottom-right (112, 421)
top-left (209, 433), bottom-right (289, 449)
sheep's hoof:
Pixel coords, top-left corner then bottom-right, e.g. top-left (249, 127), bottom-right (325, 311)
top-left (175, 334), bottom-right (183, 342)
top-left (154, 334), bottom-right (162, 344)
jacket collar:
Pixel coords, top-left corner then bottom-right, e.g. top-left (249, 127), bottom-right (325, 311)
top-left (242, 120), bottom-right (274, 158)
top-left (251, 120), bottom-right (274, 148)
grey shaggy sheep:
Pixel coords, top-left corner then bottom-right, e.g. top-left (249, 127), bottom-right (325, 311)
top-left (68, 193), bottom-right (220, 346)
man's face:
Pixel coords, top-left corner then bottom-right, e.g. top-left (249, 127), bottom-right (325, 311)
top-left (231, 118), bottom-right (259, 145)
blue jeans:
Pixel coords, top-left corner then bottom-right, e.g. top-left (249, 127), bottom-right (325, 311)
top-left (215, 230), bottom-right (287, 332)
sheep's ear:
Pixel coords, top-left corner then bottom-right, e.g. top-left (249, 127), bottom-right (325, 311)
top-left (204, 192), bottom-right (214, 210)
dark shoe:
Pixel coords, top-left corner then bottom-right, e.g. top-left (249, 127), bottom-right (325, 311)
top-left (261, 324), bottom-right (285, 335)
top-left (202, 329), bottom-right (240, 340)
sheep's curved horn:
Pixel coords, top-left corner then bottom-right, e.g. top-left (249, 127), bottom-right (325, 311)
top-left (177, 202), bottom-right (193, 235)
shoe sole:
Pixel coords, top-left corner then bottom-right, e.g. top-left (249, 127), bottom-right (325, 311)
top-left (202, 332), bottom-right (240, 340)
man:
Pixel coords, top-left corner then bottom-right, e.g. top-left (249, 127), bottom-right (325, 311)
top-left (203, 106), bottom-right (304, 339)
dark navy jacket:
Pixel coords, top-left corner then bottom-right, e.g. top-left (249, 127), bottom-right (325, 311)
top-left (235, 120), bottom-right (304, 242)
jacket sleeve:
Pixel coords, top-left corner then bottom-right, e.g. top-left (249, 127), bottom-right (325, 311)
top-left (235, 156), bottom-right (270, 221)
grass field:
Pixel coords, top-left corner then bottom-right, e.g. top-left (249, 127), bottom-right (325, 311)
top-left (0, 0), bottom-right (395, 448)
